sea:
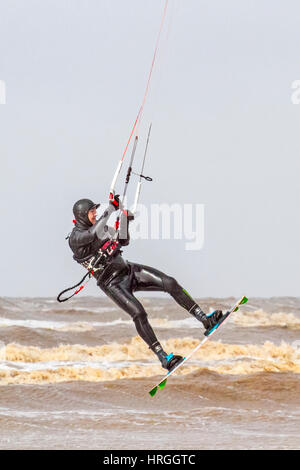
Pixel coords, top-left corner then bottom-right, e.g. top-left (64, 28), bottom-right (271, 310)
top-left (0, 295), bottom-right (299, 450)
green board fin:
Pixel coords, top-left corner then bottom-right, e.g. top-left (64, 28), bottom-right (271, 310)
top-left (149, 378), bottom-right (167, 397)
top-left (233, 296), bottom-right (248, 312)
top-left (159, 379), bottom-right (167, 390)
top-left (149, 386), bottom-right (158, 397)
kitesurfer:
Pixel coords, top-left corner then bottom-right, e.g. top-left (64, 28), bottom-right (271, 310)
top-left (68, 195), bottom-right (223, 372)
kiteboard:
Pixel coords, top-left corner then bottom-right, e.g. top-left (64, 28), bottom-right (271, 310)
top-left (149, 295), bottom-right (248, 397)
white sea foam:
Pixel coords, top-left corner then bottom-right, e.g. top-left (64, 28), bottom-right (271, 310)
top-left (0, 317), bottom-right (131, 330)
top-left (0, 359), bottom-right (151, 372)
top-left (0, 315), bottom-right (200, 331)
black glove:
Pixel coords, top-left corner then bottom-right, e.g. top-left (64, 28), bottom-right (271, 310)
top-left (109, 193), bottom-right (120, 211)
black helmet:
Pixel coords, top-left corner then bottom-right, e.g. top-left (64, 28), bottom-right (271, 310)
top-left (73, 199), bottom-right (100, 227)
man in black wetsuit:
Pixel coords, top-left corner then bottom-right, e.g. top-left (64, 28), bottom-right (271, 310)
top-left (69, 195), bottom-right (223, 372)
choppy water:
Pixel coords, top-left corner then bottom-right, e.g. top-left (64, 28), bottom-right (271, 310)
top-left (0, 296), bottom-right (299, 449)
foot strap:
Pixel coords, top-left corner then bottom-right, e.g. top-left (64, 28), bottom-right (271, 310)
top-left (206, 309), bottom-right (217, 318)
top-left (165, 353), bottom-right (174, 362)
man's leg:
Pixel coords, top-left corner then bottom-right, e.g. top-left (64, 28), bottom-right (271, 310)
top-left (131, 262), bottom-right (223, 330)
top-left (98, 273), bottom-right (182, 370)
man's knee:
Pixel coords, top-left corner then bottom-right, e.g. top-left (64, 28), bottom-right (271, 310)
top-left (163, 275), bottom-right (179, 293)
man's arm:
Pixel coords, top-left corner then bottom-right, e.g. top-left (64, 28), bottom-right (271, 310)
top-left (118, 209), bottom-right (134, 246)
top-left (75, 194), bottom-right (122, 246)
top-left (105, 209), bottom-right (134, 246)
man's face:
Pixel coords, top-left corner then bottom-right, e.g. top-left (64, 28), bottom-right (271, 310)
top-left (88, 207), bottom-right (97, 225)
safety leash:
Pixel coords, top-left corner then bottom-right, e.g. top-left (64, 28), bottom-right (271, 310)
top-left (57, 271), bottom-right (92, 303)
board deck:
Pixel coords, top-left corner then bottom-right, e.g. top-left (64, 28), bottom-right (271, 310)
top-left (149, 295), bottom-right (248, 397)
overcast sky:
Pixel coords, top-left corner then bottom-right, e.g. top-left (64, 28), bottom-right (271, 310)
top-left (0, 0), bottom-right (299, 298)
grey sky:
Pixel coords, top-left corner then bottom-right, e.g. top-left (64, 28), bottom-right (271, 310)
top-left (0, 0), bottom-right (299, 298)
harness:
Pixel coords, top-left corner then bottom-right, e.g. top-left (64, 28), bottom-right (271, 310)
top-left (79, 240), bottom-right (121, 269)
top-left (57, 239), bottom-right (121, 302)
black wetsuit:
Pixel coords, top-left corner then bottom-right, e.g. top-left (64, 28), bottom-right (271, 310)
top-left (69, 203), bottom-right (204, 354)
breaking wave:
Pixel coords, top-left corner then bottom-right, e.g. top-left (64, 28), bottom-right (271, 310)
top-left (0, 336), bottom-right (299, 385)
top-left (234, 310), bottom-right (300, 329)
top-left (0, 310), bottom-right (299, 333)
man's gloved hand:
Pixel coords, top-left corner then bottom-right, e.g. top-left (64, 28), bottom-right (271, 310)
top-left (109, 192), bottom-right (121, 211)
